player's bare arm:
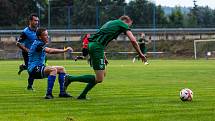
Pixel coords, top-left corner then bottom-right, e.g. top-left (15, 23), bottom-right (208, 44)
top-left (104, 53), bottom-right (109, 65)
top-left (16, 42), bottom-right (29, 52)
top-left (45, 47), bottom-right (73, 54)
top-left (126, 30), bottom-right (147, 62)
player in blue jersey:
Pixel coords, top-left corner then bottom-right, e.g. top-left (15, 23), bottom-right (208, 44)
top-left (28, 28), bottom-right (73, 99)
top-left (16, 13), bottom-right (39, 90)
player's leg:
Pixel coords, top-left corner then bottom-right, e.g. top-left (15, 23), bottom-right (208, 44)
top-left (142, 45), bottom-right (147, 56)
top-left (18, 51), bottom-right (28, 75)
top-left (82, 48), bottom-right (88, 59)
top-left (27, 75), bottom-right (34, 90)
top-left (77, 42), bottom-right (105, 99)
top-left (78, 56), bottom-right (84, 59)
top-left (18, 64), bottom-right (26, 75)
top-left (21, 53), bottom-right (35, 90)
top-left (43, 66), bottom-right (57, 99)
top-left (83, 48), bottom-right (91, 64)
top-left (64, 42), bottom-right (105, 99)
top-left (29, 65), bottom-right (53, 98)
top-left (64, 73), bottom-right (97, 99)
top-left (25, 55), bottom-right (36, 90)
top-left (64, 74), bottom-right (97, 99)
top-left (143, 46), bottom-right (149, 65)
top-left (52, 66), bottom-right (72, 98)
top-left (133, 55), bottom-right (138, 63)
top-left (64, 49), bottom-right (97, 86)
top-left (76, 70), bottom-right (105, 99)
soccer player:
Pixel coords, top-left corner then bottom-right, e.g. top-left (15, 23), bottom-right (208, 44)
top-left (16, 13), bottom-right (39, 90)
top-left (74, 33), bottom-right (90, 61)
top-left (28, 28), bottom-right (73, 99)
top-left (64, 15), bottom-right (147, 99)
top-left (132, 32), bottom-right (150, 64)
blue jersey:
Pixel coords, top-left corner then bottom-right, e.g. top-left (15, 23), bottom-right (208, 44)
top-left (18, 27), bottom-right (37, 49)
top-left (28, 39), bottom-right (47, 73)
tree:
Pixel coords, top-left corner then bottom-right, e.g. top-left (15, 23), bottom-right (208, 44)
top-left (126, 0), bottom-right (153, 27)
top-left (72, 0), bottom-right (97, 28)
top-left (99, 0), bottom-right (126, 25)
top-left (0, 0), bottom-right (14, 28)
top-left (197, 6), bottom-right (213, 27)
top-left (184, 7), bottom-right (197, 28)
top-left (2, 0), bottom-right (215, 29)
top-left (156, 5), bottom-right (168, 27)
top-left (0, 0), bottom-right (38, 28)
top-left (168, 7), bottom-right (184, 27)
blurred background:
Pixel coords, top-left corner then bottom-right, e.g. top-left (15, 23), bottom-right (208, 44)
top-left (1, 0), bottom-right (215, 60)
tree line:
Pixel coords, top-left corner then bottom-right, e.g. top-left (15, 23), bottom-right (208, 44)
top-left (0, 0), bottom-right (215, 29)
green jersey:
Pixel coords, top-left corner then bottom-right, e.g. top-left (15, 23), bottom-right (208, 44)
top-left (89, 19), bottom-right (130, 47)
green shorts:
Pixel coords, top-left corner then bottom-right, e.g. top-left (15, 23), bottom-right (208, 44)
top-left (88, 42), bottom-right (105, 70)
top-left (140, 44), bottom-right (147, 54)
top-left (141, 47), bottom-right (147, 54)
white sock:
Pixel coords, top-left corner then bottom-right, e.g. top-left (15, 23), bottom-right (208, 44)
top-left (132, 58), bottom-right (136, 63)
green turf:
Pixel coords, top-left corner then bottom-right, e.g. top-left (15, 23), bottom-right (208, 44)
top-left (0, 60), bottom-right (215, 121)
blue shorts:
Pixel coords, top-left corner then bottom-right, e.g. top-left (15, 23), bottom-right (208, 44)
top-left (29, 65), bottom-right (47, 79)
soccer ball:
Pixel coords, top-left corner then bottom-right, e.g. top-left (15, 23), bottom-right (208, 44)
top-left (179, 88), bottom-right (193, 101)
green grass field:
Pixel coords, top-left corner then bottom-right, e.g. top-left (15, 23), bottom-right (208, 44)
top-left (0, 60), bottom-right (215, 121)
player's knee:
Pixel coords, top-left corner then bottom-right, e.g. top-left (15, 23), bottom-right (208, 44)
top-left (96, 79), bottom-right (103, 83)
top-left (50, 67), bottom-right (57, 75)
top-left (95, 70), bottom-right (105, 83)
top-left (59, 66), bottom-right (66, 73)
top-left (95, 77), bottom-right (104, 83)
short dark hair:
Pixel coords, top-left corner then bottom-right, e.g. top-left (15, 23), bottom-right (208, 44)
top-left (36, 27), bottom-right (47, 37)
top-left (28, 13), bottom-right (38, 21)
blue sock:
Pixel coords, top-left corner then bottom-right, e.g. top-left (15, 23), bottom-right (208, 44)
top-left (46, 75), bottom-right (56, 95)
top-left (58, 73), bottom-right (65, 93)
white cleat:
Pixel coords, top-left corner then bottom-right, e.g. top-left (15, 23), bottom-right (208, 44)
top-left (144, 61), bottom-right (149, 65)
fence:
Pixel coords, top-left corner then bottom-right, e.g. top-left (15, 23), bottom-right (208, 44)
top-left (1, 28), bottom-right (215, 60)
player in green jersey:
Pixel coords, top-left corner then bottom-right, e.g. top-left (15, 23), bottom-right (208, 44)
top-left (64, 15), bottom-right (147, 99)
top-left (132, 32), bottom-right (150, 64)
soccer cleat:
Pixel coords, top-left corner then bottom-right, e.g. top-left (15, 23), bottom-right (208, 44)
top-left (27, 86), bottom-right (34, 91)
top-left (64, 74), bottom-right (71, 92)
top-left (77, 95), bottom-right (87, 100)
top-left (18, 64), bottom-right (26, 75)
top-left (44, 94), bottom-right (54, 99)
top-left (59, 92), bottom-right (73, 98)
top-left (144, 61), bottom-right (149, 65)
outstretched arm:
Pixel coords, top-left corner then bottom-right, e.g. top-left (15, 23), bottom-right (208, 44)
top-left (45, 47), bottom-right (73, 54)
top-left (126, 30), bottom-right (147, 62)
